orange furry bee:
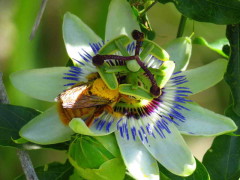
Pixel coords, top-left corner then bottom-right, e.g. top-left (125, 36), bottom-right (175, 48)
top-left (56, 78), bottom-right (121, 127)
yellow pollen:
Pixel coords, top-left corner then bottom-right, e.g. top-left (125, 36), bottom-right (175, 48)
top-left (90, 78), bottom-right (119, 101)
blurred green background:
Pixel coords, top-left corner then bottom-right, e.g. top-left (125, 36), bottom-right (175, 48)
top-left (0, 0), bottom-right (229, 179)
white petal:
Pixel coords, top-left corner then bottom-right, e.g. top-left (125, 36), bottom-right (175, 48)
top-left (177, 102), bottom-right (237, 136)
top-left (164, 37), bottom-right (192, 72)
top-left (69, 117), bottom-right (116, 136)
top-left (10, 67), bottom-right (71, 102)
top-left (115, 131), bottom-right (159, 180)
top-left (63, 12), bottom-right (102, 65)
top-left (142, 123), bottom-right (196, 176)
top-left (20, 105), bottom-right (74, 144)
top-left (105, 0), bottom-right (140, 40)
top-left (181, 58), bottom-right (227, 95)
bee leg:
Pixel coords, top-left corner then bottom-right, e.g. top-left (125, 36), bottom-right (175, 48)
top-left (57, 102), bottom-right (71, 125)
top-left (120, 94), bottom-right (139, 104)
top-left (104, 105), bottom-right (123, 118)
top-left (85, 114), bottom-right (96, 127)
top-left (85, 106), bottom-right (105, 127)
top-left (104, 105), bottom-right (114, 114)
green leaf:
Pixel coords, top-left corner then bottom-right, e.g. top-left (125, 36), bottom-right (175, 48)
top-left (16, 161), bottom-right (73, 180)
top-left (159, 159), bottom-right (210, 180)
top-left (202, 107), bottom-right (240, 180)
top-left (193, 37), bottom-right (229, 58)
top-left (124, 173), bottom-right (135, 180)
top-left (225, 24), bottom-right (240, 116)
top-left (68, 136), bottom-right (115, 169)
top-left (202, 24), bottom-right (240, 180)
top-left (94, 134), bottom-right (121, 158)
top-left (0, 104), bottom-right (40, 148)
top-left (69, 170), bottom-right (85, 180)
top-left (74, 158), bottom-right (126, 180)
top-left (157, 0), bottom-right (240, 24)
top-left (0, 104), bottom-right (71, 150)
top-left (69, 137), bottom-right (126, 180)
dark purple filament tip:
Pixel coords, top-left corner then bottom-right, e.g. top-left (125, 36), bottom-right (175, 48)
top-left (132, 30), bottom-right (144, 41)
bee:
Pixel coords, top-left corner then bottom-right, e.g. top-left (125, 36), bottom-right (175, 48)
top-left (56, 78), bottom-right (121, 127)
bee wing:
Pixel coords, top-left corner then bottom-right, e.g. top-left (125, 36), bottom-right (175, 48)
top-left (58, 84), bottom-right (110, 108)
top-left (70, 95), bottom-right (111, 108)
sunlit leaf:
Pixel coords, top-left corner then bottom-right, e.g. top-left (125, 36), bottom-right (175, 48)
top-left (193, 37), bottom-right (229, 58)
top-left (94, 134), bottom-right (121, 158)
top-left (159, 159), bottom-right (210, 180)
top-left (68, 136), bottom-right (115, 169)
top-left (68, 136), bottom-right (125, 180)
top-left (74, 158), bottom-right (126, 180)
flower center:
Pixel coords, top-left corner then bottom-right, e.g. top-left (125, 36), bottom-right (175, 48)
top-left (92, 30), bottom-right (160, 96)
top-left (90, 78), bottom-right (119, 101)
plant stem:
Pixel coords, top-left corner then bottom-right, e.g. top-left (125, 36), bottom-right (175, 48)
top-left (176, 15), bottom-right (187, 38)
top-left (17, 150), bottom-right (39, 180)
top-left (0, 72), bottom-right (38, 180)
top-left (29, 0), bottom-right (48, 40)
top-left (139, 0), bottom-right (157, 17)
top-left (0, 73), bottom-right (9, 104)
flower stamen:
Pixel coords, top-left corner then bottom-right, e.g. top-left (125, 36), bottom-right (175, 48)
top-left (92, 30), bottom-right (160, 96)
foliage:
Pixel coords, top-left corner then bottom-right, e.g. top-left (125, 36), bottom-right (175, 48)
top-left (16, 161), bottom-right (74, 180)
top-left (0, 104), bottom-right (40, 148)
top-left (202, 24), bottom-right (240, 180)
top-left (1, 0), bottom-right (240, 179)
top-left (157, 0), bottom-right (240, 24)
top-left (159, 159), bottom-right (210, 180)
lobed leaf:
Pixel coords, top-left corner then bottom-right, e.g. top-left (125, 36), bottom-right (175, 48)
top-left (0, 104), bottom-right (40, 148)
top-left (158, 0), bottom-right (240, 24)
top-left (193, 37), bottom-right (229, 58)
top-left (202, 107), bottom-right (240, 180)
top-left (203, 24), bottom-right (240, 180)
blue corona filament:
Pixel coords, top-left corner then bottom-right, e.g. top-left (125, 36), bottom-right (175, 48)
top-left (62, 41), bottom-right (192, 143)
